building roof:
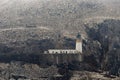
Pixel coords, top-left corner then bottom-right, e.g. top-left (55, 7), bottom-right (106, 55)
top-left (77, 33), bottom-right (81, 39)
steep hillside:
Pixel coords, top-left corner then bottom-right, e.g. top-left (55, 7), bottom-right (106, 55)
top-left (0, 27), bottom-right (56, 43)
top-left (86, 19), bottom-right (120, 76)
top-left (0, 0), bottom-right (120, 31)
top-left (0, 0), bottom-right (119, 78)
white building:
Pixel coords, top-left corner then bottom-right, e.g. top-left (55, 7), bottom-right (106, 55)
top-left (44, 33), bottom-right (82, 54)
top-left (48, 49), bottom-right (79, 54)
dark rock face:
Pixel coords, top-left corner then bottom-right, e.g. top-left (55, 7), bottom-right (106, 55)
top-left (86, 19), bottom-right (120, 76)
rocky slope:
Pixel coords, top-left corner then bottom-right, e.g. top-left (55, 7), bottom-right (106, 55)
top-left (0, 0), bottom-right (119, 79)
top-left (0, 62), bottom-right (58, 80)
top-left (85, 19), bottom-right (120, 76)
top-left (0, 0), bottom-right (120, 30)
top-left (0, 27), bottom-right (55, 43)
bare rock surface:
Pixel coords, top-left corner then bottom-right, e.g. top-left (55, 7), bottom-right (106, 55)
top-left (0, 62), bottom-right (58, 80)
top-left (71, 71), bottom-right (120, 80)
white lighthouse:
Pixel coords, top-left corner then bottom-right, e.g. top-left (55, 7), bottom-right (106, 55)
top-left (76, 33), bottom-right (82, 53)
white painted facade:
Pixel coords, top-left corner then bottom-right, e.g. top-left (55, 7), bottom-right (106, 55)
top-left (76, 41), bottom-right (82, 53)
top-left (47, 49), bottom-right (80, 54)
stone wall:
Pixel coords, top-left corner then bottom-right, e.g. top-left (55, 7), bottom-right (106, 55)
top-left (40, 54), bottom-right (83, 64)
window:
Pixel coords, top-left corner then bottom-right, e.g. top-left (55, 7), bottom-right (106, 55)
top-left (55, 52), bottom-right (58, 54)
top-left (66, 51), bottom-right (67, 54)
top-left (52, 51), bottom-right (54, 53)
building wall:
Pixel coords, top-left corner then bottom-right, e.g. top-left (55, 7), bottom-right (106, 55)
top-left (47, 50), bottom-right (80, 54)
top-left (42, 33), bottom-right (83, 64)
top-left (40, 54), bottom-right (83, 64)
top-left (76, 41), bottom-right (82, 53)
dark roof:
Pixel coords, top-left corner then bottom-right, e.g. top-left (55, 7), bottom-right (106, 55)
top-left (76, 33), bottom-right (81, 39)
